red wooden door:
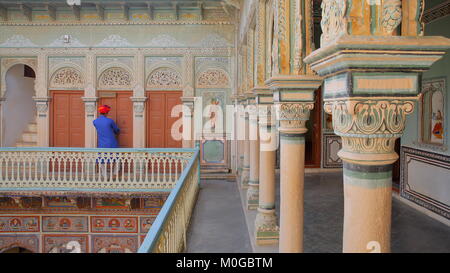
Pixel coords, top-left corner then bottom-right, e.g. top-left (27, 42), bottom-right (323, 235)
top-left (51, 91), bottom-right (85, 147)
top-left (147, 91), bottom-right (182, 148)
top-left (99, 91), bottom-right (133, 148)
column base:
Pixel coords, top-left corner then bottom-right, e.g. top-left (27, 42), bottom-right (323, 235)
top-left (255, 208), bottom-right (279, 245)
top-left (240, 167), bottom-right (250, 189)
top-left (246, 181), bottom-right (259, 210)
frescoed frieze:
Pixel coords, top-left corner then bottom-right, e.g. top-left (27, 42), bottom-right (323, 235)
top-left (140, 216), bottom-right (157, 233)
top-left (0, 235), bottom-right (39, 253)
top-left (0, 216), bottom-right (39, 232)
top-left (91, 216), bottom-right (138, 233)
top-left (91, 235), bottom-right (138, 253)
top-left (94, 198), bottom-right (130, 210)
top-left (42, 216), bottom-right (88, 232)
top-left (44, 196), bottom-right (77, 208)
top-left (43, 234), bottom-right (88, 253)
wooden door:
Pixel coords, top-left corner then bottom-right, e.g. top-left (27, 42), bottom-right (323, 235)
top-left (147, 91), bottom-right (182, 148)
top-left (305, 87), bottom-right (322, 168)
top-left (51, 91), bottom-right (85, 147)
top-left (98, 91), bottom-right (133, 148)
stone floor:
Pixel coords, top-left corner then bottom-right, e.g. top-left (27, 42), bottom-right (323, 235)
top-left (186, 172), bottom-right (450, 253)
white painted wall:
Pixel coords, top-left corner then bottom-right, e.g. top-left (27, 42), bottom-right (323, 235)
top-left (2, 64), bottom-right (36, 147)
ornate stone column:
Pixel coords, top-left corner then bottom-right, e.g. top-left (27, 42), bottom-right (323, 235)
top-left (241, 98), bottom-right (250, 189)
top-left (82, 84), bottom-right (98, 148)
top-left (267, 76), bottom-right (321, 253)
top-left (254, 87), bottom-right (279, 245)
top-left (35, 52), bottom-right (49, 147)
top-left (181, 96), bottom-right (195, 148)
top-left (0, 97), bottom-right (4, 146)
top-left (236, 95), bottom-right (246, 178)
top-left (246, 100), bottom-right (259, 210)
top-left (132, 84), bottom-right (146, 148)
top-left (304, 0), bottom-right (450, 252)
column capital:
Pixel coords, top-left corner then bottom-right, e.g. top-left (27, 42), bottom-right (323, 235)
top-left (276, 102), bottom-right (314, 134)
top-left (325, 98), bottom-right (415, 165)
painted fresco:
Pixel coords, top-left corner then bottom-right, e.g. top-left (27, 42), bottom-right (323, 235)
top-left (0, 235), bottom-right (39, 253)
top-left (91, 216), bottom-right (138, 233)
top-left (140, 216), bottom-right (157, 233)
top-left (42, 216), bottom-right (88, 232)
top-left (0, 216), bottom-right (39, 232)
top-left (95, 198), bottom-right (129, 210)
top-left (43, 234), bottom-right (88, 253)
top-left (143, 196), bottom-right (165, 209)
top-left (91, 235), bottom-right (138, 253)
top-left (421, 78), bottom-right (446, 145)
top-left (0, 198), bottom-right (20, 209)
top-left (45, 196), bottom-right (77, 208)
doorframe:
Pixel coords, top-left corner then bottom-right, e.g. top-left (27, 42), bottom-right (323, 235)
top-left (50, 90), bottom-right (85, 147)
top-left (305, 87), bottom-right (322, 168)
top-left (145, 90), bottom-right (183, 148)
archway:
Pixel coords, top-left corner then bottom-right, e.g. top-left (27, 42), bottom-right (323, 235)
top-left (1, 64), bottom-right (36, 147)
top-left (2, 246), bottom-right (34, 253)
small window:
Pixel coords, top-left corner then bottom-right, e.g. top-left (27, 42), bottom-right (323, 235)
top-left (24, 65), bottom-right (35, 78)
top-left (420, 78), bottom-right (446, 146)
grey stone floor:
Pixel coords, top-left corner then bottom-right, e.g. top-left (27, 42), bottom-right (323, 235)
top-left (186, 179), bottom-right (252, 253)
top-left (186, 172), bottom-right (450, 253)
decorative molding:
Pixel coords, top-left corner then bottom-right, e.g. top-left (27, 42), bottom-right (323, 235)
top-left (95, 35), bottom-right (133, 47)
top-left (423, 0), bottom-right (450, 24)
top-left (49, 67), bottom-right (84, 90)
top-left (0, 34), bottom-right (37, 47)
top-left (146, 67), bottom-right (182, 90)
top-left (196, 69), bottom-right (230, 88)
top-left (146, 35), bottom-right (185, 48)
top-left (276, 102), bottom-right (314, 132)
top-left (322, 132), bottom-right (343, 168)
top-left (98, 67), bottom-right (133, 90)
top-left (196, 33), bottom-right (232, 48)
top-left (48, 35), bottom-right (86, 47)
top-left (400, 146), bottom-right (450, 219)
top-left (320, 0), bottom-right (348, 45)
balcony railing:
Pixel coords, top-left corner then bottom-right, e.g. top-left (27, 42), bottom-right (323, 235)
top-left (138, 148), bottom-right (200, 253)
top-left (0, 147), bottom-right (195, 191)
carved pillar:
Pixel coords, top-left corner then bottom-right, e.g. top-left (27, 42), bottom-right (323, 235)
top-left (246, 101), bottom-right (259, 210)
top-left (82, 84), bottom-right (98, 148)
top-left (236, 96), bottom-right (246, 177)
top-left (266, 0), bottom-right (322, 253)
top-left (132, 84), bottom-right (146, 148)
top-left (35, 53), bottom-right (49, 147)
top-left (304, 0), bottom-right (450, 253)
top-left (0, 97), bottom-right (4, 146)
top-left (181, 96), bottom-right (195, 148)
top-left (241, 98), bottom-right (250, 189)
top-left (254, 87), bottom-right (279, 245)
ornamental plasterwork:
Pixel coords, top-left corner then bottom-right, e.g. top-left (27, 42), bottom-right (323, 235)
top-left (48, 58), bottom-right (85, 79)
top-left (324, 99), bottom-right (415, 156)
top-left (146, 67), bottom-right (183, 90)
top-left (196, 69), bottom-right (230, 89)
top-left (49, 67), bottom-right (85, 90)
top-left (47, 35), bottom-right (87, 47)
top-left (98, 67), bottom-right (133, 90)
top-left (0, 35), bottom-right (37, 47)
top-left (195, 57), bottom-right (230, 74)
top-left (195, 34), bottom-right (232, 48)
top-left (97, 57), bottom-right (134, 79)
top-left (147, 35), bottom-right (185, 48)
top-left (95, 35), bottom-right (133, 47)
top-left (381, 0), bottom-right (402, 35)
top-left (320, 0), bottom-right (348, 45)
top-left (276, 102), bottom-right (314, 130)
top-left (146, 57), bottom-right (182, 78)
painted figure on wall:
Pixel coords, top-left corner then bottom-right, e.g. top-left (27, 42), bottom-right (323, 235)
top-left (430, 89), bottom-right (444, 144)
top-left (432, 110), bottom-right (444, 140)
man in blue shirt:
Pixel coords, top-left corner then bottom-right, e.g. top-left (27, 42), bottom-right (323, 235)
top-left (93, 105), bottom-right (120, 179)
top-left (93, 105), bottom-right (120, 148)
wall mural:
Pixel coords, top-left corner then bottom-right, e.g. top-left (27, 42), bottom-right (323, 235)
top-left (421, 78), bottom-right (446, 146)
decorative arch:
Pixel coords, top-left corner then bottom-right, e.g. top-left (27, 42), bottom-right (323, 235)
top-left (146, 67), bottom-right (182, 90)
top-left (97, 67), bottom-right (133, 90)
top-left (196, 68), bottom-right (230, 89)
top-left (1, 58), bottom-right (37, 97)
top-left (49, 67), bottom-right (84, 90)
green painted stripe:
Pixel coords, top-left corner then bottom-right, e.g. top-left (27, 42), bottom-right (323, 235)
top-left (344, 168), bottom-right (392, 180)
top-left (343, 175), bottom-right (392, 189)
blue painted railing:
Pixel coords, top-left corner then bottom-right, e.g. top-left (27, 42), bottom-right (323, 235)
top-left (138, 148), bottom-right (200, 253)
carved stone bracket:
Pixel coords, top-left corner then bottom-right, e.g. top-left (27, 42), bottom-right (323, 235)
top-left (131, 97), bottom-right (147, 118)
top-left (82, 97), bottom-right (98, 118)
top-left (33, 97), bottom-right (51, 117)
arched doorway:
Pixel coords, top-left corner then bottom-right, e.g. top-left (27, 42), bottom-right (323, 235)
top-left (1, 64), bottom-right (36, 147)
top-left (2, 246), bottom-right (33, 253)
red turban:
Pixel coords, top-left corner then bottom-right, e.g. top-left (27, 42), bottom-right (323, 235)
top-left (98, 105), bottom-right (111, 114)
